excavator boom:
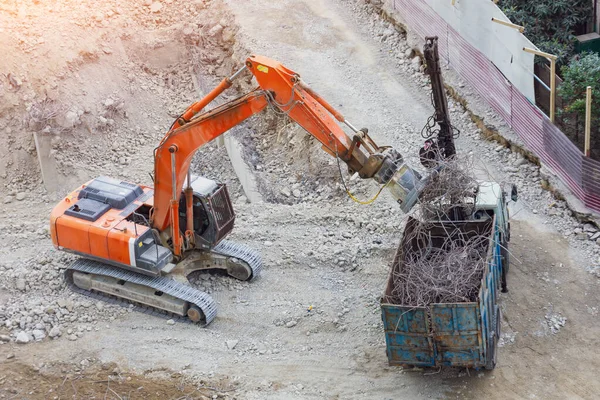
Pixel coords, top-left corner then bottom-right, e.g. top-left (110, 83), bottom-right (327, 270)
top-left (152, 55), bottom-right (424, 255)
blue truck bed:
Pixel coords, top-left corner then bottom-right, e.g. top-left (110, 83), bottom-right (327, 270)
top-left (381, 217), bottom-right (503, 369)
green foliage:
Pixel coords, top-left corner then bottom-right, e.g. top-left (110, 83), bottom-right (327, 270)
top-left (559, 53), bottom-right (600, 127)
top-left (501, 0), bottom-right (590, 66)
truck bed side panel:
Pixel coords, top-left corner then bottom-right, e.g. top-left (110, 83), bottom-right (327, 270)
top-left (381, 306), bottom-right (435, 366)
top-left (431, 303), bottom-right (483, 366)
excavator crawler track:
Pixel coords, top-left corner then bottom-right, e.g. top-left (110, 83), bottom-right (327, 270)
top-left (212, 240), bottom-right (263, 280)
top-left (65, 259), bottom-right (218, 325)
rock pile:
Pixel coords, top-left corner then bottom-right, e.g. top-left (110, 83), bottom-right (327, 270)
top-left (0, 250), bottom-right (129, 345)
top-left (545, 312), bottom-right (567, 334)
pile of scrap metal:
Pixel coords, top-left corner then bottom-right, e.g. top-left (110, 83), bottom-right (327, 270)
top-left (387, 218), bottom-right (489, 306)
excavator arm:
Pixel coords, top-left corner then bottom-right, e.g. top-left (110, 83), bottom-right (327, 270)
top-left (152, 55), bottom-right (423, 255)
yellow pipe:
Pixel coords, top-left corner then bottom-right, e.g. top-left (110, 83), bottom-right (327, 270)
top-left (491, 18), bottom-right (525, 33)
top-left (550, 58), bottom-right (556, 122)
top-left (523, 47), bottom-right (558, 122)
top-left (585, 86), bottom-right (593, 157)
top-left (522, 47), bottom-right (557, 60)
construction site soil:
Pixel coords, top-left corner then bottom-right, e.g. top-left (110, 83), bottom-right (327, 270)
top-left (0, 0), bottom-right (599, 399)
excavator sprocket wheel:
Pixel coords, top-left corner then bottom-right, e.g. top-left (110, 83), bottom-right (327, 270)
top-left (225, 257), bottom-right (253, 281)
top-left (177, 240), bottom-right (262, 282)
top-left (213, 240), bottom-right (263, 281)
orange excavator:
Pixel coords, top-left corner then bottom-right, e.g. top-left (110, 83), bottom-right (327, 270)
top-left (50, 55), bottom-right (426, 325)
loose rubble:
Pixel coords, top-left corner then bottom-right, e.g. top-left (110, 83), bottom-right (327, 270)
top-left (545, 312), bottom-right (567, 334)
top-left (15, 332), bottom-right (30, 344)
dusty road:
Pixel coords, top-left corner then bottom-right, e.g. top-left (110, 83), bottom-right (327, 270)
top-left (1, 0), bottom-right (599, 399)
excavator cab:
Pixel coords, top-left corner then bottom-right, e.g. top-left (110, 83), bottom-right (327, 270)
top-left (177, 175), bottom-right (235, 250)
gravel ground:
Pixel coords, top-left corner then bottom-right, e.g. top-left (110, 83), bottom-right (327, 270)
top-left (0, 0), bottom-right (599, 399)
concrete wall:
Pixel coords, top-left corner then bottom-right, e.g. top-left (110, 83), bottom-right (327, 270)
top-left (222, 134), bottom-right (263, 203)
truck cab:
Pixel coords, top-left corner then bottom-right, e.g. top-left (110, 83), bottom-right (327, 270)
top-left (473, 181), bottom-right (516, 293)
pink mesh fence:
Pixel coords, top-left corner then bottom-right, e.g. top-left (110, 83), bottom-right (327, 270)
top-left (392, 0), bottom-right (598, 212)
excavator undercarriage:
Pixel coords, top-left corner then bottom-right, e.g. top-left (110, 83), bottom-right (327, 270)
top-left (65, 238), bottom-right (261, 325)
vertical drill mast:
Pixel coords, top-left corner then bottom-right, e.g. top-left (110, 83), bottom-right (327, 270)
top-left (421, 36), bottom-right (456, 162)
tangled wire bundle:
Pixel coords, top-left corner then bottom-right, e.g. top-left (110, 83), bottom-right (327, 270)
top-left (387, 224), bottom-right (489, 306)
top-left (416, 157), bottom-right (479, 221)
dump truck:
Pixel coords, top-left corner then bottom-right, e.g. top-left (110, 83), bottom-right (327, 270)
top-left (380, 36), bottom-right (515, 369)
top-left (381, 181), bottom-right (514, 370)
